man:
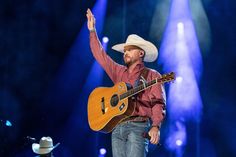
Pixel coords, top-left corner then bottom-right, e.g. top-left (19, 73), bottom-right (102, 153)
top-left (32, 136), bottom-right (60, 157)
top-left (86, 9), bottom-right (166, 157)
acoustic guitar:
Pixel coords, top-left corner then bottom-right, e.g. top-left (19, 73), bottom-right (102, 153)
top-left (87, 72), bottom-right (175, 133)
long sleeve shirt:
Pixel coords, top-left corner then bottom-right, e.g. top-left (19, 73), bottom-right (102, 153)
top-left (89, 31), bottom-right (166, 127)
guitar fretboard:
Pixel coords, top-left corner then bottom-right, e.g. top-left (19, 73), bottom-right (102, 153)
top-left (120, 79), bottom-right (157, 100)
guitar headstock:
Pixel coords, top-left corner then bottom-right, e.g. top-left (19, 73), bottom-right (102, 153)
top-left (159, 72), bottom-right (175, 83)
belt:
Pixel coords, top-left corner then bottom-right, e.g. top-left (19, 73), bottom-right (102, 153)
top-left (122, 116), bottom-right (149, 123)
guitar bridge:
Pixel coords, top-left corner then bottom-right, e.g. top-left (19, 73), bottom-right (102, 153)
top-left (101, 97), bottom-right (105, 114)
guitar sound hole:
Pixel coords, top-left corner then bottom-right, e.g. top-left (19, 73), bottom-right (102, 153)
top-left (110, 94), bottom-right (119, 107)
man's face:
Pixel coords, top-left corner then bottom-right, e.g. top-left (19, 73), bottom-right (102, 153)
top-left (123, 45), bottom-right (144, 66)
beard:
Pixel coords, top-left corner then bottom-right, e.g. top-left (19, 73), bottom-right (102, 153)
top-left (124, 56), bottom-right (132, 66)
top-left (124, 56), bottom-right (138, 67)
top-left (125, 62), bottom-right (131, 67)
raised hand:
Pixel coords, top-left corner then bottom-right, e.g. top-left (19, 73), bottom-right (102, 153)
top-left (86, 8), bottom-right (96, 31)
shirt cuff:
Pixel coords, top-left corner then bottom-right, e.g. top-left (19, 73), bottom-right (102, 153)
top-left (89, 28), bottom-right (96, 32)
top-left (152, 123), bottom-right (161, 129)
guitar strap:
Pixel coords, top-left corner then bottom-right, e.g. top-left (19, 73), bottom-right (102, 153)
top-left (140, 67), bottom-right (149, 81)
top-left (140, 68), bottom-right (166, 105)
top-left (132, 67), bottom-right (149, 99)
top-left (138, 67), bottom-right (149, 96)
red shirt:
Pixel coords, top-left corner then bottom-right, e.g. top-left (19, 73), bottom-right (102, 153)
top-left (89, 31), bottom-right (166, 127)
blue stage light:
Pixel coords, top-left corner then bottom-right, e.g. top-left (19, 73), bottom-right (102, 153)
top-left (176, 139), bottom-right (183, 146)
top-left (102, 37), bottom-right (109, 43)
top-left (0, 119), bottom-right (12, 127)
top-left (158, 0), bottom-right (203, 155)
top-left (5, 120), bottom-right (12, 127)
top-left (99, 148), bottom-right (106, 155)
top-left (176, 76), bottom-right (183, 83)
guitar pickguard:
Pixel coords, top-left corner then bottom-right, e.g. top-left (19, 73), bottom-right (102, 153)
top-left (119, 103), bottom-right (125, 111)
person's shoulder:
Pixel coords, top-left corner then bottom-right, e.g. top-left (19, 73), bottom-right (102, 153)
top-left (145, 67), bottom-right (161, 77)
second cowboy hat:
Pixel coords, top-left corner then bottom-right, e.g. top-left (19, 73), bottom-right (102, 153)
top-left (112, 34), bottom-right (158, 62)
top-left (32, 136), bottom-right (60, 155)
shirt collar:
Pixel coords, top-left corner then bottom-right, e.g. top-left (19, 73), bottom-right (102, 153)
top-left (125, 62), bottom-right (145, 74)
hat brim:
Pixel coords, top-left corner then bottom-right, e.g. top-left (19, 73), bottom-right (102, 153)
top-left (32, 143), bottom-right (60, 155)
top-left (112, 42), bottom-right (158, 62)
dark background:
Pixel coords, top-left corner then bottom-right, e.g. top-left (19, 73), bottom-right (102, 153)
top-left (0, 0), bottom-right (236, 156)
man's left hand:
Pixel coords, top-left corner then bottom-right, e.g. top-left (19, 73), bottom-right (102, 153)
top-left (148, 126), bottom-right (160, 144)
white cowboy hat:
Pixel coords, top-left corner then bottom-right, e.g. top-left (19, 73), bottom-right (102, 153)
top-left (32, 136), bottom-right (60, 155)
top-left (112, 34), bottom-right (158, 62)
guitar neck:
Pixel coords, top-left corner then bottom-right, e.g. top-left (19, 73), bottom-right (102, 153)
top-left (120, 79), bottom-right (158, 100)
top-left (119, 72), bottom-right (175, 100)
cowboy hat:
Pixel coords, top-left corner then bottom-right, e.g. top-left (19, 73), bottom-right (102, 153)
top-left (32, 136), bottom-right (60, 155)
top-left (112, 34), bottom-right (158, 62)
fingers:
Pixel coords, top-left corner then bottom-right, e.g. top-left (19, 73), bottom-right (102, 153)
top-left (149, 132), bottom-right (159, 145)
top-left (87, 8), bottom-right (92, 15)
top-left (86, 8), bottom-right (94, 20)
top-left (86, 8), bottom-right (96, 30)
top-left (86, 9), bottom-right (91, 19)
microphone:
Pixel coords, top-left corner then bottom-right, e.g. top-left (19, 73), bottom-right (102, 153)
top-left (142, 132), bottom-right (161, 146)
top-left (26, 136), bottom-right (36, 141)
top-left (142, 132), bottom-right (151, 140)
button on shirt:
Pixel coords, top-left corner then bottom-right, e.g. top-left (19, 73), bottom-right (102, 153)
top-left (89, 31), bottom-right (166, 127)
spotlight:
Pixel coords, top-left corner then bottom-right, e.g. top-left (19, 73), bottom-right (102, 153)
top-left (0, 119), bottom-right (12, 127)
top-left (176, 76), bottom-right (183, 83)
top-left (5, 120), bottom-right (12, 127)
top-left (176, 139), bottom-right (183, 146)
top-left (177, 22), bottom-right (184, 35)
top-left (102, 37), bottom-right (109, 43)
top-left (99, 148), bottom-right (107, 155)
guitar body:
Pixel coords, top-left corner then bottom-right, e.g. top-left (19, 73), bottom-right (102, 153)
top-left (87, 82), bottom-right (135, 133)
